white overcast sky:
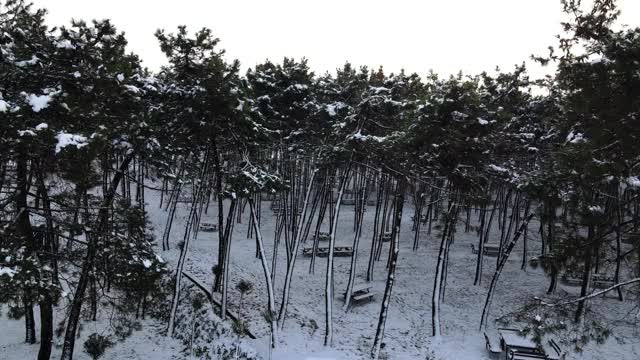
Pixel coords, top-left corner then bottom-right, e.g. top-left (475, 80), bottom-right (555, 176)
top-left (33, 0), bottom-right (640, 78)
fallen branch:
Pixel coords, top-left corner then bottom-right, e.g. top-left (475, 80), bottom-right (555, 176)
top-left (183, 271), bottom-right (257, 339)
top-left (537, 278), bottom-right (640, 307)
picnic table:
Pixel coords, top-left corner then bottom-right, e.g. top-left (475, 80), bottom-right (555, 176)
top-left (499, 329), bottom-right (544, 360)
top-left (485, 329), bottom-right (563, 360)
top-left (198, 222), bottom-right (218, 232)
top-left (471, 242), bottom-right (502, 257)
top-left (561, 272), bottom-right (615, 289)
top-left (341, 198), bottom-right (356, 205)
top-left (302, 246), bottom-right (353, 257)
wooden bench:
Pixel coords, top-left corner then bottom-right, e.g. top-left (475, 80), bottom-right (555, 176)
top-left (545, 339), bottom-right (563, 360)
top-left (313, 232), bottom-right (330, 242)
top-left (199, 222), bottom-right (218, 232)
top-left (345, 283), bottom-right (375, 306)
top-left (484, 332), bottom-right (501, 355)
top-left (352, 292), bottom-right (374, 301)
top-left (509, 351), bottom-right (547, 360)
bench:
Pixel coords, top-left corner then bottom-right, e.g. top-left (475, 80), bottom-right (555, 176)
top-left (199, 222), bottom-right (218, 232)
top-left (545, 339), bottom-right (563, 360)
top-left (509, 351), bottom-right (547, 360)
top-left (313, 232), bottom-right (330, 242)
top-left (484, 332), bottom-right (501, 354)
top-left (345, 283), bottom-right (375, 307)
top-left (352, 292), bottom-right (374, 301)
top-left (366, 199), bottom-right (376, 206)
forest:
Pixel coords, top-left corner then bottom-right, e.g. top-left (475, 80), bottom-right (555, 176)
top-left (1, 0), bottom-right (639, 359)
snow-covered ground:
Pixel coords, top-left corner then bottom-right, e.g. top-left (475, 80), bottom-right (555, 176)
top-left (2, 189), bottom-right (639, 359)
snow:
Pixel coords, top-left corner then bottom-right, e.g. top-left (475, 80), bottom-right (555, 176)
top-left (370, 86), bottom-right (390, 94)
top-left (55, 132), bottom-right (89, 153)
top-left (566, 130), bottom-right (586, 144)
top-left (17, 129), bottom-right (36, 137)
top-left (124, 85), bottom-right (141, 94)
top-left (489, 164), bottom-right (508, 172)
top-left (73, 71), bottom-right (81, 78)
top-left (142, 259), bottom-right (153, 268)
top-left (0, 266), bottom-right (16, 277)
top-left (627, 176), bottom-right (640, 188)
top-left (56, 39), bottom-right (75, 49)
top-left (452, 111), bottom-right (469, 120)
top-left (117, 73), bottom-right (125, 82)
top-left (325, 102), bottom-right (346, 116)
top-left (15, 54), bottom-right (39, 67)
top-left (25, 93), bottom-right (52, 112)
top-left (478, 118), bottom-right (489, 125)
top-left (588, 205), bottom-right (604, 213)
top-left (0, 99), bottom-right (7, 112)
top-left (35, 123), bottom-right (48, 131)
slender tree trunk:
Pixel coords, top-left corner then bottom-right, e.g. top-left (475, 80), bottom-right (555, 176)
top-left (248, 199), bottom-right (278, 348)
top-left (325, 163), bottom-right (352, 346)
top-left (479, 214), bottom-right (535, 330)
top-left (279, 170), bottom-right (317, 327)
top-left (61, 153), bottom-right (135, 360)
top-left (371, 179), bottom-right (405, 359)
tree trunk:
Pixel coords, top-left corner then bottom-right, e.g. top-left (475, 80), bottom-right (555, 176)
top-left (371, 179), bottom-right (405, 359)
top-left (61, 153), bottom-right (135, 360)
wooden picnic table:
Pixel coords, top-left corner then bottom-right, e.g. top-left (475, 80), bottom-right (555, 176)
top-left (561, 272), bottom-right (615, 289)
top-left (302, 246), bottom-right (353, 257)
top-left (198, 222), bottom-right (218, 232)
top-left (471, 243), bottom-right (502, 257)
top-left (499, 328), bottom-right (543, 360)
top-left (341, 198), bottom-right (356, 205)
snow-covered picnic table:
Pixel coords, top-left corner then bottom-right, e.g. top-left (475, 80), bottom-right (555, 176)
top-left (471, 242), bottom-right (502, 256)
top-left (498, 328), bottom-right (541, 359)
top-left (302, 246), bottom-right (353, 257)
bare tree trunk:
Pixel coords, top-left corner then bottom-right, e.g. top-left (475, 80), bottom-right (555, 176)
top-left (279, 170), bottom-right (317, 327)
top-left (325, 163), bottom-right (352, 346)
top-left (220, 199), bottom-right (238, 320)
top-left (479, 213), bottom-right (535, 330)
top-left (248, 199), bottom-right (278, 348)
top-left (61, 153), bottom-right (135, 360)
top-left (432, 203), bottom-right (456, 337)
top-left (371, 179), bottom-right (405, 359)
